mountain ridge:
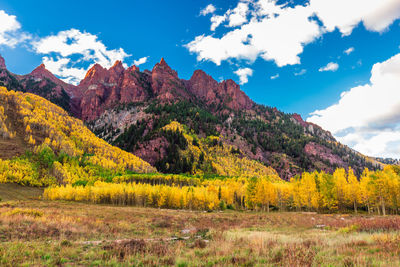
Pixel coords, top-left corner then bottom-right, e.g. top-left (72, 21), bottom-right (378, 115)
top-left (0, 54), bottom-right (382, 179)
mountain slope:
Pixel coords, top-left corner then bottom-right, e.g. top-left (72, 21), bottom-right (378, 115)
top-left (0, 56), bottom-right (74, 113)
top-left (78, 59), bottom-right (379, 179)
top-left (0, 55), bottom-right (382, 179)
top-left (0, 86), bottom-right (155, 185)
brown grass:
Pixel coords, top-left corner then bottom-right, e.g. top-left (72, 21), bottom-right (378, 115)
top-left (1, 199), bottom-right (400, 266)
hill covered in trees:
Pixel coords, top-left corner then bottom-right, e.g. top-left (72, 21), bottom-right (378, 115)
top-left (0, 86), bottom-right (154, 186)
top-left (0, 55), bottom-right (382, 179)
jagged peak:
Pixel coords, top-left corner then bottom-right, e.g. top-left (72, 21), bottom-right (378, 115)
top-left (85, 63), bottom-right (105, 76)
top-left (90, 63), bottom-right (105, 71)
top-left (190, 69), bottom-right (211, 80)
top-left (152, 57), bottom-right (178, 78)
top-left (153, 57), bottom-right (171, 71)
top-left (30, 63), bottom-right (53, 77)
top-left (110, 60), bottom-right (124, 70)
top-left (127, 65), bottom-right (140, 72)
top-left (160, 57), bottom-right (167, 65)
top-left (220, 79), bottom-right (239, 87)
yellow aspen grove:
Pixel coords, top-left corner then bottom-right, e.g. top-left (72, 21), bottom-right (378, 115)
top-left (254, 178), bottom-right (276, 212)
top-left (39, 167), bottom-right (400, 214)
top-left (275, 182), bottom-right (292, 211)
top-left (299, 172), bottom-right (319, 211)
top-left (346, 168), bottom-right (361, 213)
top-left (360, 169), bottom-right (373, 214)
top-left (333, 168), bottom-right (348, 211)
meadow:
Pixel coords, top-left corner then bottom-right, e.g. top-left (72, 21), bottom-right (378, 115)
top-left (1, 184), bottom-right (400, 266)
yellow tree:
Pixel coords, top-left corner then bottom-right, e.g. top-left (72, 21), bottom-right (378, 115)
top-left (333, 168), bottom-right (348, 211)
top-left (346, 167), bottom-right (360, 213)
top-left (255, 178), bottom-right (276, 212)
top-left (316, 171), bottom-right (337, 211)
top-left (299, 172), bottom-right (319, 211)
top-left (360, 169), bottom-right (373, 214)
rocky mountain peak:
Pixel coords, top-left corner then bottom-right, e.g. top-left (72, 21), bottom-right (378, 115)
top-left (29, 63), bottom-right (74, 91)
top-left (218, 79), bottom-right (253, 110)
top-left (152, 58), bottom-right (177, 77)
top-left (30, 63), bottom-right (49, 76)
top-left (79, 63), bottom-right (107, 87)
top-left (110, 60), bottom-right (125, 73)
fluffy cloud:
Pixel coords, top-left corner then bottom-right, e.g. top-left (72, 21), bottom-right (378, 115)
top-left (133, 56), bottom-right (148, 66)
top-left (0, 10), bottom-right (30, 47)
top-left (227, 2), bottom-right (250, 27)
top-left (42, 56), bottom-right (87, 85)
top-left (32, 29), bottom-right (130, 84)
top-left (308, 53), bottom-right (400, 158)
top-left (187, 3), bottom-right (321, 67)
top-left (344, 47), bottom-right (355, 55)
top-left (234, 67), bottom-right (253, 84)
top-left (200, 4), bottom-right (216, 16)
top-left (310, 0), bottom-right (400, 35)
top-left (210, 15), bottom-right (227, 31)
top-left (188, 0), bottom-right (400, 70)
top-left (294, 69), bottom-right (307, 76)
top-left (319, 62), bottom-right (339, 72)
top-left (270, 73), bottom-right (279, 79)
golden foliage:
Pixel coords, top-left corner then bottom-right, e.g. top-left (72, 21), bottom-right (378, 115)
top-left (45, 166), bottom-right (400, 214)
top-left (0, 86), bottom-right (155, 174)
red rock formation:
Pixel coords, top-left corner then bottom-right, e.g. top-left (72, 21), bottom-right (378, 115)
top-left (76, 61), bottom-right (154, 120)
top-left (304, 142), bottom-right (346, 166)
top-left (187, 69), bottom-right (253, 110)
top-left (0, 55), bottom-right (5, 69)
top-left (187, 70), bottom-right (219, 105)
top-left (218, 79), bottom-right (253, 110)
top-left (151, 58), bottom-right (190, 101)
top-left (29, 64), bottom-right (75, 93)
top-left (39, 57), bottom-right (253, 120)
top-left (292, 113), bottom-right (308, 128)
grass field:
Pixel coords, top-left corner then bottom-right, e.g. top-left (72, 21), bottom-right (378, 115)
top-left (0, 183), bottom-right (43, 201)
top-left (1, 185), bottom-right (400, 266)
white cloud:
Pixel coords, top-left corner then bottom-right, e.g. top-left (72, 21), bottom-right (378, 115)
top-left (32, 29), bottom-right (130, 85)
top-left (234, 67), bottom-right (253, 84)
top-left (319, 62), bottom-right (339, 72)
top-left (200, 4), bottom-right (216, 16)
top-left (210, 15), bottom-right (227, 31)
top-left (42, 56), bottom-right (87, 85)
top-left (133, 56), bottom-right (148, 66)
top-left (308, 53), bottom-right (400, 158)
top-left (188, 0), bottom-right (400, 70)
top-left (0, 10), bottom-right (30, 47)
top-left (344, 47), bottom-right (355, 55)
top-left (187, 3), bottom-right (321, 67)
top-left (227, 2), bottom-right (250, 27)
top-left (310, 0), bottom-right (400, 36)
top-left (270, 73), bottom-right (279, 79)
top-left (294, 69), bottom-right (307, 76)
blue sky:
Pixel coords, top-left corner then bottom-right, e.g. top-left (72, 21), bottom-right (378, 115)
top-left (0, 0), bottom-right (400, 158)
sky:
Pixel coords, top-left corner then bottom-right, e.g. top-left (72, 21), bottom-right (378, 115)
top-left (0, 0), bottom-right (400, 158)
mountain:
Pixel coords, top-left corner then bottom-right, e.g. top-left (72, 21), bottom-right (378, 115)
top-left (0, 55), bottom-right (382, 179)
top-left (0, 86), bottom-right (155, 185)
top-left (0, 56), bottom-right (74, 113)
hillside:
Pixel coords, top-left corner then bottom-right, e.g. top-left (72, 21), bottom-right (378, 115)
top-left (0, 86), bottom-right (155, 186)
top-left (0, 55), bottom-right (381, 179)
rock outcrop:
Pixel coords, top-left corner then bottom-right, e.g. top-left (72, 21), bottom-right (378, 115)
top-left (72, 58), bottom-right (253, 120)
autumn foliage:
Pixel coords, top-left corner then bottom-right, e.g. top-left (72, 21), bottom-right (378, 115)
top-left (0, 86), bottom-right (155, 185)
top-left (43, 166), bottom-right (400, 214)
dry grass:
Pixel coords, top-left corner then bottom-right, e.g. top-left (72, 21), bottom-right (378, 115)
top-left (1, 197), bottom-right (400, 266)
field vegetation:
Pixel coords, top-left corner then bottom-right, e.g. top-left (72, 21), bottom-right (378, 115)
top-left (1, 186), bottom-right (400, 266)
